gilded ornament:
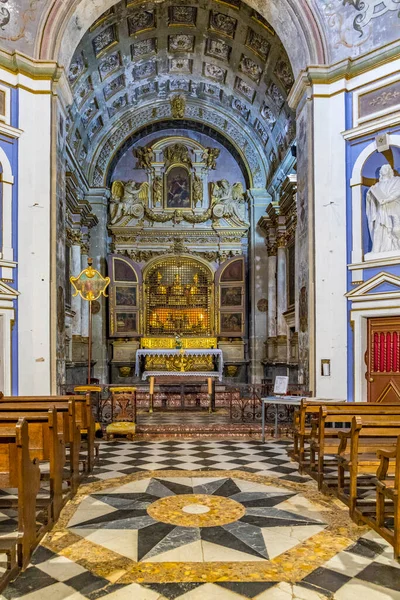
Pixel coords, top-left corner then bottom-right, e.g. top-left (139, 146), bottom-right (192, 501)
top-left (202, 147), bottom-right (220, 169)
top-left (110, 180), bottom-right (149, 224)
top-left (193, 175), bottom-right (203, 208)
top-left (134, 146), bottom-right (153, 169)
top-left (170, 94), bottom-right (186, 118)
top-left (152, 176), bottom-right (162, 207)
top-left (163, 142), bottom-right (191, 166)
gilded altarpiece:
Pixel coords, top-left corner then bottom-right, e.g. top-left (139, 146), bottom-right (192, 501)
top-left (107, 136), bottom-right (250, 382)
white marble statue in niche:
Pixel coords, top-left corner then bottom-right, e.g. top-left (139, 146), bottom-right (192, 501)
top-left (366, 164), bottom-right (400, 258)
top-left (110, 180), bottom-right (149, 224)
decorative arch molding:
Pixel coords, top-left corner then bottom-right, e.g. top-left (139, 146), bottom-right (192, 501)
top-left (349, 134), bottom-right (400, 272)
top-left (37, 0), bottom-right (326, 76)
top-left (89, 100), bottom-right (268, 189)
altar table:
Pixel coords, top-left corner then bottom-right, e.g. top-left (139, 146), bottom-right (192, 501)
top-left (135, 349), bottom-right (224, 380)
top-left (141, 372), bottom-right (220, 413)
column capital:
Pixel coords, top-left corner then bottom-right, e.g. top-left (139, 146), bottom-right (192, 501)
top-left (66, 227), bottom-right (82, 246)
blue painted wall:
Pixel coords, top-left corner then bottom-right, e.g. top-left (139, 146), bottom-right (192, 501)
top-left (346, 118), bottom-right (400, 400)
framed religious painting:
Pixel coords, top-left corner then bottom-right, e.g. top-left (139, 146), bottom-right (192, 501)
top-left (115, 285), bottom-right (137, 307)
top-left (219, 311), bottom-right (243, 335)
top-left (165, 165), bottom-right (192, 209)
top-left (220, 286), bottom-right (243, 308)
top-left (114, 311), bottom-right (138, 335)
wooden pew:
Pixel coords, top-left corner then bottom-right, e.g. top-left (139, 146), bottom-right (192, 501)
top-left (336, 416), bottom-right (400, 519)
top-left (292, 399), bottom-right (346, 470)
top-left (308, 404), bottom-right (400, 490)
top-left (2, 394), bottom-right (94, 473)
top-left (0, 419), bottom-right (41, 585)
top-left (0, 401), bottom-right (80, 493)
top-left (371, 436), bottom-right (400, 560)
top-left (0, 408), bottom-right (66, 522)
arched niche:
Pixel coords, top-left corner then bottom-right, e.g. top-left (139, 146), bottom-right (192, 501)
top-left (107, 254), bottom-right (142, 338)
top-left (350, 135), bottom-right (400, 270)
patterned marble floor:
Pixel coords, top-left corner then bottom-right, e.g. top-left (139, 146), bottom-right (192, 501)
top-left (1, 439), bottom-right (400, 600)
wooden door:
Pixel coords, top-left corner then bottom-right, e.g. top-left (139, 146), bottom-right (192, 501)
top-left (366, 317), bottom-right (400, 403)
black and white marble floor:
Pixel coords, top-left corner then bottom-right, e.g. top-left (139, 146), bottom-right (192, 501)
top-left (1, 439), bottom-right (400, 600)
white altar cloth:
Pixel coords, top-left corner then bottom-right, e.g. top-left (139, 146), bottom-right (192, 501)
top-left (135, 349), bottom-right (224, 381)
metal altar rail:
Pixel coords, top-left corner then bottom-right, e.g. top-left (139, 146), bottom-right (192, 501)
top-left (61, 382), bottom-right (310, 433)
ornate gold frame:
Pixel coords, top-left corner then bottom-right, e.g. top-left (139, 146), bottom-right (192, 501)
top-left (164, 163), bottom-right (192, 210)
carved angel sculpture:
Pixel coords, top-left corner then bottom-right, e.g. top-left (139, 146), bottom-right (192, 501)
top-left (202, 147), bottom-right (220, 170)
top-left (109, 180), bottom-right (149, 225)
top-left (134, 147), bottom-right (153, 169)
top-left (211, 180), bottom-right (249, 226)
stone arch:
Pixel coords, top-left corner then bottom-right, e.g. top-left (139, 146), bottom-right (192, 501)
top-left (37, 0), bottom-right (327, 76)
top-left (89, 105), bottom-right (267, 189)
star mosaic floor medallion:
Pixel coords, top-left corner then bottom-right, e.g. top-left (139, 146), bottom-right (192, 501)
top-left (68, 476), bottom-right (327, 562)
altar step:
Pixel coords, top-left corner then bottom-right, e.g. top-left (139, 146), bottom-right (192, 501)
top-left (134, 422), bottom-right (262, 439)
top-left (134, 412), bottom-right (261, 438)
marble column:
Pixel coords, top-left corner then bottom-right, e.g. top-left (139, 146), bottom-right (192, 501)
top-left (70, 234), bottom-right (82, 337)
top-left (80, 241), bottom-right (89, 340)
top-left (267, 242), bottom-right (277, 360)
top-left (248, 188), bottom-right (271, 383)
top-left (277, 233), bottom-right (287, 337)
top-left (87, 188), bottom-right (110, 383)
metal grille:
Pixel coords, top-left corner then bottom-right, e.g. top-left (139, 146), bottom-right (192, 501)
top-left (145, 258), bottom-right (212, 336)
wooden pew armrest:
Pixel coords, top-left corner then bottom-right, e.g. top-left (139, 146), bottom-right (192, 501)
top-left (337, 430), bottom-right (350, 456)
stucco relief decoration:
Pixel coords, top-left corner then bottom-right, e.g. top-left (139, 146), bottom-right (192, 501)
top-left (92, 25), bottom-right (116, 57)
top-left (132, 39), bottom-right (157, 56)
top-left (268, 83), bottom-right (285, 110)
top-left (246, 29), bottom-right (270, 60)
top-left (164, 143), bottom-right (192, 167)
top-left (236, 78), bottom-right (255, 102)
top-left (110, 180), bottom-right (149, 224)
top-left (128, 10), bottom-right (155, 35)
top-left (169, 58), bottom-right (192, 74)
top-left (68, 53), bottom-right (86, 87)
top-left (98, 52), bottom-right (121, 80)
top-left (275, 59), bottom-right (294, 93)
top-left (261, 103), bottom-right (276, 127)
top-left (232, 97), bottom-right (250, 119)
top-left (169, 34), bottom-right (194, 51)
top-left (108, 94), bottom-right (128, 117)
top-left (204, 63), bottom-right (226, 82)
top-left (170, 79), bottom-right (190, 92)
top-left (211, 181), bottom-right (249, 226)
top-left (210, 11), bottom-right (237, 37)
top-left (239, 55), bottom-right (262, 83)
top-left (169, 6), bottom-right (197, 26)
top-left (103, 74), bottom-right (125, 100)
top-left (366, 164), bottom-right (400, 257)
top-left (170, 95), bottom-right (186, 118)
top-left (205, 38), bottom-right (231, 61)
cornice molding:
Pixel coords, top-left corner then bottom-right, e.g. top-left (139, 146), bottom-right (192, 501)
top-left (0, 49), bottom-right (62, 82)
top-left (288, 40), bottom-right (400, 110)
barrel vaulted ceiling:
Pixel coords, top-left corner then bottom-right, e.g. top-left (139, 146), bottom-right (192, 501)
top-left (66, 0), bottom-right (295, 188)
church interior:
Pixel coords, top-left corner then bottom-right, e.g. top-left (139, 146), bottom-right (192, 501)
top-left (0, 0), bottom-right (400, 598)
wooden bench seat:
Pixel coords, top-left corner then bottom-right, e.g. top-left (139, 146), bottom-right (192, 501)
top-left (0, 401), bottom-right (81, 493)
top-left (358, 436), bottom-right (400, 560)
top-left (292, 399), bottom-right (346, 469)
top-left (0, 419), bottom-right (41, 589)
top-left (0, 408), bottom-right (66, 522)
top-left (308, 404), bottom-right (400, 490)
top-left (336, 416), bottom-right (400, 519)
top-left (2, 394), bottom-right (96, 472)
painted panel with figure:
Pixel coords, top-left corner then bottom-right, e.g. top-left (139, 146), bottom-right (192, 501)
top-left (165, 166), bottom-right (191, 209)
top-left (221, 286), bottom-right (243, 307)
top-left (115, 286), bottom-right (137, 307)
top-left (115, 312), bottom-right (138, 334)
top-left (220, 312), bottom-right (243, 334)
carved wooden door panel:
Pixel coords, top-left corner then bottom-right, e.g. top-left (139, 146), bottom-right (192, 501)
top-left (366, 317), bottom-right (400, 403)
